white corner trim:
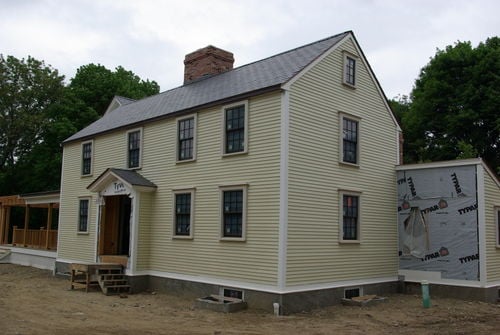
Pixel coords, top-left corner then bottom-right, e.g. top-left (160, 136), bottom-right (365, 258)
top-left (130, 191), bottom-right (141, 272)
top-left (476, 165), bottom-right (487, 286)
top-left (278, 89), bottom-right (290, 290)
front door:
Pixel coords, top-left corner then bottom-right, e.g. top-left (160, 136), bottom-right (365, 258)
top-left (99, 195), bottom-right (131, 257)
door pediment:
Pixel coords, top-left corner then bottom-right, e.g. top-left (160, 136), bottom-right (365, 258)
top-left (87, 168), bottom-right (157, 194)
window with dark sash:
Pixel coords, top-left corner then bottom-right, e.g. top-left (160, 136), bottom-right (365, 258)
top-left (343, 118), bottom-right (358, 164)
top-left (345, 56), bottom-right (356, 86)
top-left (78, 199), bottom-right (89, 233)
top-left (222, 190), bottom-right (243, 238)
top-left (178, 117), bottom-right (194, 161)
top-left (81, 142), bottom-right (92, 175)
top-left (225, 105), bottom-right (245, 154)
top-left (343, 194), bottom-right (359, 241)
top-left (128, 130), bottom-right (141, 168)
top-left (174, 193), bottom-right (191, 236)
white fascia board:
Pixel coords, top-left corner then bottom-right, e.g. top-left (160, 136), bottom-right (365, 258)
top-left (282, 32), bottom-right (401, 132)
top-left (396, 158), bottom-right (483, 171)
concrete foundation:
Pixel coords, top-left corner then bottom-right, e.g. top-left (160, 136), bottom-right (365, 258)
top-left (54, 260), bottom-right (499, 313)
top-left (402, 282), bottom-right (500, 304)
top-left (131, 274), bottom-right (399, 314)
top-left (4, 247), bottom-right (56, 271)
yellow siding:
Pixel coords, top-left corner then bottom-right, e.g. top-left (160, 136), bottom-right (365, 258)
top-left (58, 132), bottom-right (128, 262)
top-left (286, 37), bottom-right (399, 285)
top-left (483, 168), bottom-right (500, 282)
top-left (59, 92), bottom-right (281, 285)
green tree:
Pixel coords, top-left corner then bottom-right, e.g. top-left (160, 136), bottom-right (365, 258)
top-left (0, 55), bottom-right (65, 193)
top-left (70, 64), bottom-right (160, 116)
top-left (404, 37), bottom-right (500, 175)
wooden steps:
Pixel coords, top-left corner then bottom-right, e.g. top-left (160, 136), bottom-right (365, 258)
top-left (70, 263), bottom-right (131, 295)
top-left (97, 267), bottom-right (131, 296)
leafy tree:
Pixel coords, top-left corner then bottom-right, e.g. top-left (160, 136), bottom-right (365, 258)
top-left (0, 56), bottom-right (160, 194)
top-left (0, 55), bottom-right (65, 193)
top-left (403, 37), bottom-right (500, 175)
top-left (69, 64), bottom-right (160, 116)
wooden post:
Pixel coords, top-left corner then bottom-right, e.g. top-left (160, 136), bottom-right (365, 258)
top-left (0, 206), bottom-right (5, 245)
top-left (4, 207), bottom-right (11, 244)
top-left (45, 203), bottom-right (53, 249)
top-left (23, 205), bottom-right (30, 247)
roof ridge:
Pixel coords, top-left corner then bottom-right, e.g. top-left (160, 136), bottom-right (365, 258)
top-left (181, 31), bottom-right (351, 88)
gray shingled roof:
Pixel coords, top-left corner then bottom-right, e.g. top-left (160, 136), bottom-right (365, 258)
top-left (109, 168), bottom-right (156, 188)
top-left (65, 31), bottom-right (349, 143)
top-left (87, 168), bottom-right (157, 190)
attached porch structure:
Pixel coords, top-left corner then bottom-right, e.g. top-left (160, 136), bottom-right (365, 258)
top-left (0, 191), bottom-right (60, 250)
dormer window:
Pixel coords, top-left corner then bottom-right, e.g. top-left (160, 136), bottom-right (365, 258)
top-left (343, 52), bottom-right (357, 87)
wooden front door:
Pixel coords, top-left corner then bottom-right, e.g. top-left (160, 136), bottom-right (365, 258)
top-left (99, 195), bottom-right (131, 256)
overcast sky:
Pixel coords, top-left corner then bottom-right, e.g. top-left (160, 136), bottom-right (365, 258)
top-left (1, 0), bottom-right (498, 99)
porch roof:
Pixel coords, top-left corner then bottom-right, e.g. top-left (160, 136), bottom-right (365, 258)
top-left (87, 168), bottom-right (157, 193)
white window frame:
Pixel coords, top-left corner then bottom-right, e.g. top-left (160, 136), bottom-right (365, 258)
top-left (342, 51), bottom-right (357, 88)
top-left (339, 112), bottom-right (361, 167)
top-left (219, 184), bottom-right (248, 241)
top-left (126, 128), bottom-right (143, 169)
top-left (339, 190), bottom-right (361, 243)
top-left (176, 114), bottom-right (197, 163)
top-left (222, 100), bottom-right (249, 156)
top-left (77, 197), bottom-right (91, 234)
top-left (496, 207), bottom-right (500, 248)
top-left (172, 188), bottom-right (195, 239)
top-left (81, 140), bottom-right (94, 177)
top-left (344, 286), bottom-right (363, 299)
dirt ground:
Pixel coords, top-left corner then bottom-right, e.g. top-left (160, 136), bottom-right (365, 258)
top-left (0, 264), bottom-right (499, 335)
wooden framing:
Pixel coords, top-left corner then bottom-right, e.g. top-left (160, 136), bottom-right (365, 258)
top-left (0, 192), bottom-right (60, 250)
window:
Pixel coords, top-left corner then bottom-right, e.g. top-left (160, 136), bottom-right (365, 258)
top-left (81, 141), bottom-right (93, 176)
top-left (220, 185), bottom-right (247, 240)
top-left (344, 288), bottom-right (361, 299)
top-left (343, 52), bottom-right (357, 87)
top-left (177, 115), bottom-right (196, 162)
top-left (496, 207), bottom-right (500, 248)
top-left (340, 113), bottom-right (360, 165)
top-left (78, 198), bottom-right (90, 233)
top-left (127, 129), bottom-right (141, 169)
top-left (223, 101), bottom-right (248, 155)
top-left (340, 192), bottom-right (361, 242)
top-left (223, 288), bottom-right (243, 300)
top-left (173, 190), bottom-right (194, 238)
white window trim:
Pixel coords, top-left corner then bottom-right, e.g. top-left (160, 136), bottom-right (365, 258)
top-left (342, 51), bottom-right (357, 88)
top-left (339, 112), bottom-right (361, 167)
top-left (126, 128), bottom-right (143, 169)
top-left (176, 114), bottom-right (197, 163)
top-left (81, 140), bottom-right (94, 177)
top-left (219, 184), bottom-right (248, 241)
top-left (339, 190), bottom-right (361, 244)
top-left (495, 207), bottom-right (500, 248)
top-left (221, 100), bottom-right (249, 157)
top-left (172, 188), bottom-right (195, 239)
top-left (77, 197), bottom-right (91, 234)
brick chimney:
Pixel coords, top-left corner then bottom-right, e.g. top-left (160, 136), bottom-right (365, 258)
top-left (183, 45), bottom-right (234, 84)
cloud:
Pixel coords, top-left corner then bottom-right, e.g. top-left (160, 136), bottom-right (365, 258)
top-left (1, 0), bottom-right (498, 96)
